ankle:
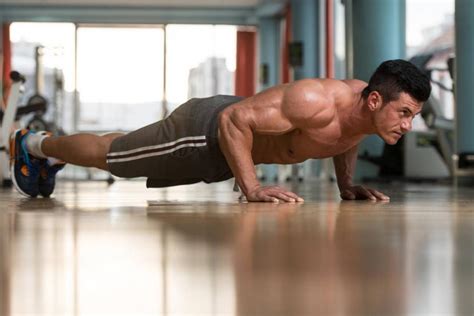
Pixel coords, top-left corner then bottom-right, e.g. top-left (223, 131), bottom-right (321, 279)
top-left (25, 131), bottom-right (49, 159)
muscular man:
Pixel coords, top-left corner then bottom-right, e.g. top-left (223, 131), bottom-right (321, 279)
top-left (10, 59), bottom-right (431, 202)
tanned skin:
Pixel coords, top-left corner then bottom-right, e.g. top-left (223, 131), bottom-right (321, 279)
top-left (39, 78), bottom-right (423, 203)
top-left (218, 78), bottom-right (423, 203)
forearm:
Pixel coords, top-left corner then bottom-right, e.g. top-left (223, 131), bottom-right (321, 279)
top-left (218, 113), bottom-right (260, 196)
top-left (332, 145), bottom-right (358, 190)
top-left (333, 145), bottom-right (389, 201)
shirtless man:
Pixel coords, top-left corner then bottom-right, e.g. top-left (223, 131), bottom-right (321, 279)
top-left (10, 59), bottom-right (431, 202)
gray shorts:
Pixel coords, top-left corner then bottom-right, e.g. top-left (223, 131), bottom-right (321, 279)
top-left (106, 95), bottom-right (243, 188)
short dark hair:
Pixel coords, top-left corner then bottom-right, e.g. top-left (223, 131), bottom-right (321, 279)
top-left (362, 59), bottom-right (431, 103)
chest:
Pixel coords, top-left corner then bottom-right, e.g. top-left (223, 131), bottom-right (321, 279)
top-left (288, 127), bottom-right (363, 160)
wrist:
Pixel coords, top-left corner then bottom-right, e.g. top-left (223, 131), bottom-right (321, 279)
top-left (242, 182), bottom-right (261, 196)
top-left (338, 182), bottom-right (353, 191)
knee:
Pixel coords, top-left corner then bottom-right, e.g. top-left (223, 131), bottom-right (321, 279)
top-left (100, 133), bottom-right (124, 154)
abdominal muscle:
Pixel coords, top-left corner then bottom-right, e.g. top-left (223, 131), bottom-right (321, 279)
top-left (251, 132), bottom-right (313, 164)
top-left (251, 129), bottom-right (358, 164)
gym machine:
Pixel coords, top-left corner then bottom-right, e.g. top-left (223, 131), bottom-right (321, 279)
top-left (0, 71), bottom-right (26, 187)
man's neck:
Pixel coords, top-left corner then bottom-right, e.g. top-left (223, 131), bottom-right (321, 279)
top-left (341, 93), bottom-right (376, 136)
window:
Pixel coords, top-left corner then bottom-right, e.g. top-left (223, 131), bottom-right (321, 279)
top-left (76, 26), bottom-right (165, 131)
top-left (165, 25), bottom-right (236, 114)
top-left (11, 23), bottom-right (237, 132)
top-left (10, 22), bottom-right (75, 132)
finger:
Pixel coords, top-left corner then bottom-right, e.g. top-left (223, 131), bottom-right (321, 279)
top-left (263, 195), bottom-right (279, 203)
top-left (275, 192), bottom-right (296, 203)
top-left (253, 190), bottom-right (278, 203)
top-left (249, 194), bottom-right (276, 203)
top-left (367, 189), bottom-right (389, 200)
top-left (368, 189), bottom-right (390, 200)
top-left (275, 191), bottom-right (298, 202)
top-left (357, 187), bottom-right (376, 200)
top-left (281, 191), bottom-right (304, 202)
top-left (284, 193), bottom-right (304, 202)
top-left (265, 188), bottom-right (297, 202)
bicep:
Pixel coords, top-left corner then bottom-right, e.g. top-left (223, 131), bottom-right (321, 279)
top-left (223, 92), bottom-right (295, 135)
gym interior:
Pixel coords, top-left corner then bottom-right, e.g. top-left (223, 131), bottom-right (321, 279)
top-left (0, 0), bottom-right (473, 315)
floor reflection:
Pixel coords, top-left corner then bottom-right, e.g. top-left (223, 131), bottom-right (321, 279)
top-left (0, 180), bottom-right (473, 315)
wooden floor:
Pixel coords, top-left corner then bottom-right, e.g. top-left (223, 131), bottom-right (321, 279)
top-left (0, 179), bottom-right (473, 316)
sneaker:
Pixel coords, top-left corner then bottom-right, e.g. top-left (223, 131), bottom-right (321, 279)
top-left (9, 129), bottom-right (42, 197)
top-left (38, 160), bottom-right (66, 197)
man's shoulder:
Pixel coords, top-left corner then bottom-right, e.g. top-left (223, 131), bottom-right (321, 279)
top-left (290, 78), bottom-right (345, 99)
top-left (341, 79), bottom-right (368, 93)
top-left (296, 78), bottom-right (364, 98)
top-left (279, 79), bottom-right (335, 125)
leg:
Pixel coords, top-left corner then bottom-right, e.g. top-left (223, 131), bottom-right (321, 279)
top-left (41, 132), bottom-right (124, 171)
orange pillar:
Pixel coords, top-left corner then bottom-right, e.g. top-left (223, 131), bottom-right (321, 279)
top-left (325, 0), bottom-right (334, 78)
top-left (235, 30), bottom-right (256, 97)
top-left (2, 23), bottom-right (12, 104)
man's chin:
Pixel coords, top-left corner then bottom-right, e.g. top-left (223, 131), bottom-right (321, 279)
top-left (384, 136), bottom-right (399, 145)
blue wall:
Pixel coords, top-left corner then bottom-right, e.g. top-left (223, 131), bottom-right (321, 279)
top-left (455, 0), bottom-right (474, 155)
top-left (291, 0), bottom-right (321, 79)
top-left (352, 0), bottom-right (406, 179)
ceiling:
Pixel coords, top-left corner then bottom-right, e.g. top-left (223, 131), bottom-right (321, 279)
top-left (0, 0), bottom-right (283, 8)
top-left (0, 0), bottom-right (286, 25)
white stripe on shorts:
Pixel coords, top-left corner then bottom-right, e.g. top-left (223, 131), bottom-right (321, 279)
top-left (107, 136), bottom-right (207, 163)
top-left (107, 135), bottom-right (206, 157)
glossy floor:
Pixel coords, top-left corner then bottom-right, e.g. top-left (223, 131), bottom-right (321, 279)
top-left (0, 179), bottom-right (473, 315)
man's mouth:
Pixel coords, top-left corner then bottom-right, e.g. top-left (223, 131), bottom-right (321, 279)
top-left (393, 131), bottom-right (402, 137)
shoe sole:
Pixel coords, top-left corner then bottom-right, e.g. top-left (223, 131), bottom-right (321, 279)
top-left (10, 128), bottom-right (34, 198)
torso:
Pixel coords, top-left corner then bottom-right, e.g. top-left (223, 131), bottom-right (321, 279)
top-left (251, 79), bottom-right (367, 164)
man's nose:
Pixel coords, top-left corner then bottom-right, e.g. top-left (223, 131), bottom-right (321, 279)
top-left (401, 119), bottom-right (412, 132)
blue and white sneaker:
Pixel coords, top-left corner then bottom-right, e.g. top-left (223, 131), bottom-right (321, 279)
top-left (9, 129), bottom-right (42, 198)
top-left (39, 159), bottom-right (65, 198)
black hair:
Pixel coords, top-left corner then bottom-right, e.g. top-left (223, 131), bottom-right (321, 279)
top-left (362, 59), bottom-right (431, 103)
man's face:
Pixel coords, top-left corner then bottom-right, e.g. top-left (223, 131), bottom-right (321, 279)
top-left (373, 92), bottom-right (423, 145)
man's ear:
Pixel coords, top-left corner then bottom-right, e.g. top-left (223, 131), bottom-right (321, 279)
top-left (367, 91), bottom-right (383, 111)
